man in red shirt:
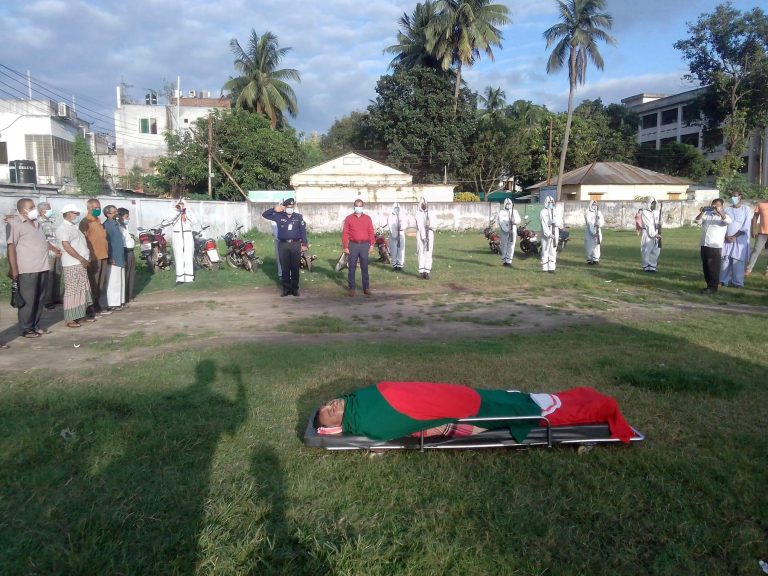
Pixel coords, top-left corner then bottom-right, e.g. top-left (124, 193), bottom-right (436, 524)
top-left (342, 199), bottom-right (375, 296)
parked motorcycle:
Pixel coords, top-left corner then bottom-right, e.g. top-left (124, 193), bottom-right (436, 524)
top-left (374, 226), bottom-right (391, 264)
top-left (138, 222), bottom-right (173, 273)
top-left (483, 218), bottom-right (501, 254)
top-left (192, 225), bottom-right (220, 270)
top-left (222, 225), bottom-right (261, 272)
top-left (300, 245), bottom-right (317, 272)
top-left (517, 216), bottom-right (540, 256)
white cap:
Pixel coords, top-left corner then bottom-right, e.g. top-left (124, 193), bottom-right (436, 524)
top-left (61, 203), bottom-right (82, 215)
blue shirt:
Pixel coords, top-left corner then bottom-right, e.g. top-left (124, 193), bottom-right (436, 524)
top-left (262, 209), bottom-right (308, 244)
top-left (104, 218), bottom-right (126, 267)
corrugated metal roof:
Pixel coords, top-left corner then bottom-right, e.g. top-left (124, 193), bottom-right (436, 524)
top-left (528, 162), bottom-right (691, 189)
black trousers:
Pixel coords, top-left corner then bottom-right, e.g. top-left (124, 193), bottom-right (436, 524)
top-left (701, 246), bottom-right (722, 290)
top-left (277, 240), bottom-right (301, 293)
top-left (124, 249), bottom-right (136, 301)
top-left (44, 256), bottom-right (61, 305)
top-left (87, 258), bottom-right (108, 312)
top-left (348, 242), bottom-right (371, 290)
top-left (17, 271), bottom-right (48, 334)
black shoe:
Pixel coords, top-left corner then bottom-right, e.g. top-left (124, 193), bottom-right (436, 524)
top-left (503, 262), bottom-right (512, 267)
top-left (281, 291), bottom-right (290, 297)
top-left (424, 273), bottom-right (430, 280)
top-left (548, 270), bottom-right (556, 274)
top-left (291, 289), bottom-right (300, 297)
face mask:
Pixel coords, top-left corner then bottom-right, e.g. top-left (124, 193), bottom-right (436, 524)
top-left (26, 208), bottom-right (39, 220)
top-left (285, 208), bottom-right (295, 215)
top-left (393, 207), bottom-right (399, 214)
top-left (354, 206), bottom-right (363, 215)
top-left (91, 208), bottom-right (101, 217)
top-left (45, 210), bottom-right (55, 219)
top-left (730, 197), bottom-right (739, 206)
top-left (73, 215), bottom-right (83, 225)
top-left (122, 218), bottom-right (129, 224)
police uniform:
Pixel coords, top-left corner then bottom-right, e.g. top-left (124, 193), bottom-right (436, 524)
top-left (262, 199), bottom-right (307, 296)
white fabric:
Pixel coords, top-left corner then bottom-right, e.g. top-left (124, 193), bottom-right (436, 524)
top-left (698, 211), bottom-right (731, 248)
top-left (415, 198), bottom-right (433, 273)
top-left (721, 204), bottom-right (751, 261)
top-left (530, 393), bottom-right (562, 416)
top-left (171, 211), bottom-right (195, 282)
top-left (498, 199), bottom-right (521, 264)
top-left (121, 224), bottom-right (135, 249)
top-left (539, 204), bottom-right (562, 271)
top-left (584, 201), bottom-right (604, 263)
top-left (640, 196), bottom-right (661, 270)
top-left (56, 219), bottom-right (90, 267)
top-left (106, 264), bottom-right (125, 307)
top-left (388, 203), bottom-right (406, 268)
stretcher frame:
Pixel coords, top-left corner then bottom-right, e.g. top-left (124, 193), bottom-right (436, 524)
top-left (304, 411), bottom-right (645, 451)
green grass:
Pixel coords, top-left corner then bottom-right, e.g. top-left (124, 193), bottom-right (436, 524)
top-left (90, 330), bottom-right (187, 351)
top-left (2, 312), bottom-right (767, 575)
top-left (276, 314), bottom-right (360, 334)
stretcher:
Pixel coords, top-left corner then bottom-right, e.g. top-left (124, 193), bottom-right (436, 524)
top-left (304, 411), bottom-right (645, 451)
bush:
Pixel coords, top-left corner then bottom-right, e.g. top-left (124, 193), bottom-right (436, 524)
top-left (454, 191), bottom-right (480, 202)
top-left (716, 175), bottom-right (768, 200)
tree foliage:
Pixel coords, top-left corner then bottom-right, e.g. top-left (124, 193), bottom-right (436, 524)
top-left (72, 135), bottom-right (106, 196)
top-left (636, 142), bottom-right (711, 183)
top-left (674, 3), bottom-right (768, 177)
top-left (319, 111), bottom-right (377, 160)
top-left (154, 109), bottom-right (303, 201)
top-left (385, 1), bottom-right (442, 70)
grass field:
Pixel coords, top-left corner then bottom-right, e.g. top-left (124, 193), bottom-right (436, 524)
top-left (1, 226), bottom-right (767, 575)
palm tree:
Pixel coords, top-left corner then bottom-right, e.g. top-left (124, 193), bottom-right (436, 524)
top-left (223, 30), bottom-right (300, 129)
top-left (544, 0), bottom-right (615, 199)
top-left (385, 1), bottom-right (441, 70)
top-left (427, 0), bottom-right (511, 112)
top-left (478, 85), bottom-right (506, 117)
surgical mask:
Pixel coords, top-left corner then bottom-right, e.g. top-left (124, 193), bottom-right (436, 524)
top-left (122, 218), bottom-right (129, 224)
top-left (73, 215), bottom-right (83, 225)
top-left (45, 210), bottom-right (56, 219)
top-left (730, 197), bottom-right (739, 206)
top-left (393, 207), bottom-right (399, 214)
top-left (285, 208), bottom-right (295, 215)
top-left (91, 208), bottom-right (101, 217)
top-left (26, 208), bottom-right (39, 220)
top-left (354, 206), bottom-right (363, 215)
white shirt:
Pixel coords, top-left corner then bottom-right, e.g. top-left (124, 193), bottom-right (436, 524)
top-left (56, 219), bottom-right (90, 267)
top-left (121, 224), bottom-right (135, 249)
top-left (699, 211), bottom-right (732, 248)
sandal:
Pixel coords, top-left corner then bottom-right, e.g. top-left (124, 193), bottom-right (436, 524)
top-left (36, 329), bottom-right (52, 335)
top-left (23, 331), bottom-right (40, 339)
top-left (0, 343), bottom-right (8, 349)
top-left (66, 321), bottom-right (82, 328)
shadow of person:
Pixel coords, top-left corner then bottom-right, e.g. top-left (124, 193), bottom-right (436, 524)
top-left (1, 358), bottom-right (246, 575)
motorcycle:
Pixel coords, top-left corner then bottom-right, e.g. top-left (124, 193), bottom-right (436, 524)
top-left (517, 216), bottom-right (540, 256)
top-left (222, 225), bottom-right (261, 272)
top-left (192, 225), bottom-right (220, 270)
top-left (483, 218), bottom-right (501, 254)
top-left (374, 226), bottom-right (391, 264)
top-left (138, 222), bottom-right (173, 273)
top-left (300, 245), bottom-right (317, 272)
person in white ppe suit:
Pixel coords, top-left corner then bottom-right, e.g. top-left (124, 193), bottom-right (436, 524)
top-left (388, 203), bottom-right (406, 271)
top-left (415, 197), bottom-right (434, 279)
top-left (584, 200), bottom-right (604, 265)
top-left (539, 196), bottom-right (562, 273)
top-left (639, 196), bottom-right (661, 272)
top-left (497, 198), bottom-right (521, 266)
top-left (170, 198), bottom-right (195, 283)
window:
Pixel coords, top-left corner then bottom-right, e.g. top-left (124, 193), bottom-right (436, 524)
top-left (0, 142), bottom-right (7, 164)
top-left (660, 137), bottom-right (677, 146)
top-left (640, 140), bottom-right (657, 149)
top-left (139, 118), bottom-right (158, 134)
top-left (682, 105), bottom-right (698, 124)
top-left (641, 113), bottom-right (657, 129)
top-left (680, 133), bottom-right (699, 148)
top-left (661, 108), bottom-right (678, 125)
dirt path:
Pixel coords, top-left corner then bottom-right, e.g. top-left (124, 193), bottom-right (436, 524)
top-left (1, 285), bottom-right (765, 374)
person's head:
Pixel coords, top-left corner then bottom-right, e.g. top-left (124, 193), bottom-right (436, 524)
top-left (728, 189), bottom-right (742, 207)
top-left (392, 202), bottom-right (400, 215)
top-left (353, 199), bottom-right (364, 215)
top-left (711, 198), bottom-right (724, 210)
top-left (17, 198), bottom-right (36, 220)
top-left (316, 398), bottom-right (345, 428)
top-left (283, 198), bottom-right (296, 215)
top-left (647, 196), bottom-right (657, 211)
top-left (544, 196), bottom-right (554, 208)
top-left (419, 197), bottom-right (428, 211)
top-left (37, 202), bottom-right (53, 220)
top-left (175, 198), bottom-right (187, 212)
top-left (86, 198), bottom-right (101, 218)
top-left (103, 205), bottom-right (117, 220)
top-left (61, 203), bottom-right (82, 223)
top-left (589, 200), bottom-right (598, 211)
top-left (503, 198), bottom-right (512, 210)
top-left (117, 207), bottom-right (130, 224)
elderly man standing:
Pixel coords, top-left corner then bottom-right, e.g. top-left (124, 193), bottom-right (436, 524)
top-left (37, 202), bottom-right (63, 308)
top-left (6, 198), bottom-right (51, 338)
top-left (117, 207), bottom-right (136, 303)
top-left (342, 199), bottom-right (375, 296)
top-left (103, 205), bottom-right (126, 311)
top-left (79, 198), bottom-right (110, 315)
top-left (720, 189), bottom-right (752, 288)
top-left (56, 203), bottom-right (93, 328)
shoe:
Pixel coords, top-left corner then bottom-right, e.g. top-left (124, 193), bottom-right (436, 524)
top-left (0, 343), bottom-right (8, 349)
top-left (548, 270), bottom-right (556, 274)
top-left (503, 262), bottom-right (512, 267)
top-left (109, 306), bottom-right (123, 312)
top-left (66, 321), bottom-right (82, 328)
top-left (281, 291), bottom-right (290, 297)
top-left (586, 261), bottom-right (594, 265)
top-left (393, 266), bottom-right (402, 272)
top-left (99, 309), bottom-right (113, 315)
top-left (83, 316), bottom-right (97, 323)
top-left (347, 289), bottom-right (355, 297)
top-left (420, 272), bottom-right (426, 279)
top-left (23, 331), bottom-right (40, 339)
top-left (35, 329), bottom-right (52, 335)
top-left (700, 288), bottom-right (716, 294)
top-left (363, 289), bottom-right (372, 296)
top-left (424, 273), bottom-right (430, 280)
top-left (292, 289), bottom-right (300, 297)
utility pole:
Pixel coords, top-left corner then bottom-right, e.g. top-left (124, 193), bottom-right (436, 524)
top-left (547, 117), bottom-right (553, 186)
top-left (208, 113), bottom-right (213, 198)
top-left (176, 76), bottom-right (181, 136)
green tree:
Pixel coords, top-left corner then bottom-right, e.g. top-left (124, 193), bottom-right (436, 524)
top-left (544, 0), bottom-right (616, 200)
top-left (367, 66), bottom-right (476, 183)
top-left (385, 1), bottom-right (442, 70)
top-left (300, 137), bottom-right (325, 170)
top-left (478, 85), bottom-right (506, 117)
top-left (154, 109), bottom-right (303, 200)
top-left (223, 30), bottom-right (301, 129)
top-left (674, 3), bottom-right (768, 177)
top-left (636, 141), bottom-right (711, 182)
top-left (320, 111), bottom-right (377, 159)
top-left (427, 0), bottom-right (511, 112)
top-left (72, 135), bottom-right (106, 196)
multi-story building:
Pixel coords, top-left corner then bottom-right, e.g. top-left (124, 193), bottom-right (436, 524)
top-left (622, 88), bottom-right (768, 185)
top-left (0, 98), bottom-right (109, 186)
top-left (110, 86), bottom-right (230, 181)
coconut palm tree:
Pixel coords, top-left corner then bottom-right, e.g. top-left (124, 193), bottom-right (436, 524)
top-left (385, 1), bottom-right (441, 70)
top-left (478, 85), bottom-right (506, 117)
top-left (223, 30), bottom-right (300, 129)
top-left (427, 0), bottom-right (510, 112)
top-left (544, 0), bottom-right (615, 199)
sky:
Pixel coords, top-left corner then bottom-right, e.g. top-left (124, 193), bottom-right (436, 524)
top-left (0, 0), bottom-right (761, 141)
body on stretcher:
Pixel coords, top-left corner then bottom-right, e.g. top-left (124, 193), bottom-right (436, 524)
top-left (304, 411), bottom-right (645, 451)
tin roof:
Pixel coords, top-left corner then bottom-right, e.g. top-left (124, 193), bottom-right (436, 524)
top-left (527, 162), bottom-right (691, 189)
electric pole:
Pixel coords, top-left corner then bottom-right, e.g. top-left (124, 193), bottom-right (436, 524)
top-left (208, 113), bottom-right (213, 198)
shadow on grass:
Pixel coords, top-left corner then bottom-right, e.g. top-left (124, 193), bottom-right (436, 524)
top-left (0, 358), bottom-right (246, 575)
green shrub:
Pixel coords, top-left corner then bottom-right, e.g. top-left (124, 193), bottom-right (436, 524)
top-left (454, 191), bottom-right (480, 202)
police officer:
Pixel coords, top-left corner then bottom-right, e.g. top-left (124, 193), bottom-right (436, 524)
top-left (262, 198), bottom-right (308, 296)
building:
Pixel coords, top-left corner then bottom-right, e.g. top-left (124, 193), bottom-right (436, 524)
top-left (289, 152), bottom-right (455, 203)
top-left (526, 162), bottom-right (693, 201)
top-left (109, 86), bottom-right (230, 182)
top-left (622, 88), bottom-right (768, 185)
top-left (0, 98), bottom-right (109, 186)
